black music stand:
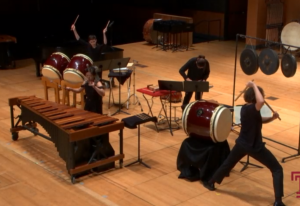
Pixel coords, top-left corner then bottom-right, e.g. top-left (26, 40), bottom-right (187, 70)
top-left (183, 81), bottom-right (209, 93)
top-left (109, 57), bottom-right (130, 116)
top-left (158, 80), bottom-right (184, 136)
top-left (96, 59), bottom-right (112, 79)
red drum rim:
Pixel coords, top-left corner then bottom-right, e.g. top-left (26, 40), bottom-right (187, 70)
top-left (52, 52), bottom-right (71, 62)
top-left (72, 53), bottom-right (93, 65)
top-left (42, 65), bottom-right (63, 79)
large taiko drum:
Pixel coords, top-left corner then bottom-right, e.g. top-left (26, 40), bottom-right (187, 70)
top-left (161, 91), bottom-right (182, 103)
top-left (143, 19), bottom-right (161, 44)
top-left (281, 22), bottom-right (300, 51)
top-left (42, 52), bottom-right (70, 79)
top-left (63, 54), bottom-right (93, 83)
top-left (182, 100), bottom-right (232, 143)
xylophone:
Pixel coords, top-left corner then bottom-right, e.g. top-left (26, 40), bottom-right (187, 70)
top-left (8, 96), bottom-right (124, 183)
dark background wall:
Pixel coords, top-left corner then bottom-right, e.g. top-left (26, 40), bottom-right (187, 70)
top-left (0, 0), bottom-right (247, 59)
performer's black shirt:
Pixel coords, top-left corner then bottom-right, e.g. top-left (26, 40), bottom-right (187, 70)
top-left (179, 57), bottom-right (210, 81)
top-left (236, 103), bottom-right (264, 151)
top-left (78, 39), bottom-right (106, 61)
top-left (82, 82), bottom-right (103, 114)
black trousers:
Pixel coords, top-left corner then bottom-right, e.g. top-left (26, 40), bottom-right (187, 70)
top-left (210, 143), bottom-right (284, 198)
top-left (181, 91), bottom-right (203, 110)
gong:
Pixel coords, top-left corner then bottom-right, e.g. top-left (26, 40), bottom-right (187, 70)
top-left (239, 48), bottom-right (259, 75)
top-left (281, 53), bottom-right (297, 78)
top-left (258, 48), bottom-right (279, 75)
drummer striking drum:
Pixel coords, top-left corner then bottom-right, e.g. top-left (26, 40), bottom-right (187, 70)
top-left (179, 55), bottom-right (210, 111)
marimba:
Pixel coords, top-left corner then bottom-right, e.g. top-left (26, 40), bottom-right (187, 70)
top-left (8, 96), bottom-right (124, 183)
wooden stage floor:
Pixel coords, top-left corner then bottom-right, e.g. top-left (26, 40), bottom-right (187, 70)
top-left (0, 40), bottom-right (299, 206)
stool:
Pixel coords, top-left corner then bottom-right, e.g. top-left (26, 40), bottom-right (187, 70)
top-left (41, 76), bottom-right (61, 103)
top-left (122, 113), bottom-right (157, 168)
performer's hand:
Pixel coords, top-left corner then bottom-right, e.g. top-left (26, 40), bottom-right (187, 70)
top-left (103, 27), bottom-right (107, 34)
top-left (272, 112), bottom-right (280, 120)
top-left (246, 81), bottom-right (255, 88)
top-left (71, 24), bottom-right (75, 31)
top-left (186, 78), bottom-right (192, 81)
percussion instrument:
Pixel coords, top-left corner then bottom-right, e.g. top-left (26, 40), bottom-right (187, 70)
top-left (258, 48), bottom-right (279, 75)
top-left (112, 67), bottom-right (129, 73)
top-left (143, 19), bottom-right (161, 44)
top-left (160, 91), bottom-right (182, 103)
top-left (239, 49), bottom-right (259, 75)
top-left (281, 22), bottom-right (300, 51)
top-left (182, 100), bottom-right (232, 143)
top-left (9, 96), bottom-right (124, 183)
top-left (42, 52), bottom-right (70, 79)
top-left (63, 54), bottom-right (93, 83)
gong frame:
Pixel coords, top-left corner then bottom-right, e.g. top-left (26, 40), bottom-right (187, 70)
top-left (232, 34), bottom-right (300, 163)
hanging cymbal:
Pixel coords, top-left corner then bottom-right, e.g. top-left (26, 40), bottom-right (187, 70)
top-left (239, 48), bottom-right (259, 75)
top-left (281, 53), bottom-right (297, 78)
top-left (258, 48), bottom-right (279, 75)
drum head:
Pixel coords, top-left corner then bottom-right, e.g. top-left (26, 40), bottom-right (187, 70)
top-left (210, 106), bottom-right (232, 143)
top-left (281, 53), bottom-right (297, 77)
top-left (42, 65), bottom-right (62, 79)
top-left (281, 22), bottom-right (300, 51)
top-left (63, 68), bottom-right (85, 83)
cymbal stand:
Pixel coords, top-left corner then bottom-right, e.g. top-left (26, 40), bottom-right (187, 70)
top-left (111, 62), bottom-right (130, 116)
top-left (122, 60), bottom-right (143, 112)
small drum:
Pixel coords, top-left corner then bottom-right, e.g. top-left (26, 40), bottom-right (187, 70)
top-left (182, 100), bottom-right (232, 143)
top-left (281, 22), bottom-right (300, 51)
top-left (161, 91), bottom-right (182, 103)
top-left (143, 19), bottom-right (161, 44)
top-left (63, 54), bottom-right (93, 83)
top-left (42, 52), bottom-right (70, 79)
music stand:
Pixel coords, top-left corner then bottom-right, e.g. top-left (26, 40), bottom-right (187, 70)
top-left (158, 80), bottom-right (184, 135)
top-left (183, 81), bottom-right (209, 92)
top-left (109, 57), bottom-right (130, 116)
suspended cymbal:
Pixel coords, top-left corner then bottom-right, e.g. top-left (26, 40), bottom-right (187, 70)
top-left (239, 48), bottom-right (259, 75)
top-left (281, 53), bottom-right (297, 78)
top-left (258, 48), bottom-right (279, 75)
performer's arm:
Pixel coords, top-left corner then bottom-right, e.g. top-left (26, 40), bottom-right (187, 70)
top-left (93, 81), bottom-right (105, 97)
top-left (262, 112), bottom-right (279, 124)
top-left (71, 24), bottom-right (80, 40)
top-left (179, 60), bottom-right (190, 80)
top-left (103, 27), bottom-right (108, 45)
top-left (66, 86), bottom-right (84, 93)
top-left (247, 81), bottom-right (264, 111)
top-left (203, 60), bottom-right (210, 80)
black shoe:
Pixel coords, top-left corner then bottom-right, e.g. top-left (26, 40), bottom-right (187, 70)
top-left (273, 201), bottom-right (286, 206)
top-left (203, 181), bottom-right (215, 191)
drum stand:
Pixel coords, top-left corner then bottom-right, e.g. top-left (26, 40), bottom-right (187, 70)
top-left (122, 60), bottom-right (143, 112)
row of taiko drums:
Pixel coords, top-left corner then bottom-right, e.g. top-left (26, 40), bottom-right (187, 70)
top-left (42, 52), bottom-right (93, 83)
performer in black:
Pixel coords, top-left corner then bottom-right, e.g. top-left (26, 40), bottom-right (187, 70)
top-left (70, 22), bottom-right (108, 62)
top-left (203, 81), bottom-right (285, 206)
top-left (179, 55), bottom-right (210, 111)
top-left (66, 66), bottom-right (105, 114)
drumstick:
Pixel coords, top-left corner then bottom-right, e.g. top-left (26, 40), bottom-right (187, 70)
top-left (73, 15), bottom-right (79, 25)
top-left (264, 100), bottom-right (281, 121)
top-left (105, 20), bottom-right (110, 29)
top-left (234, 79), bottom-right (254, 101)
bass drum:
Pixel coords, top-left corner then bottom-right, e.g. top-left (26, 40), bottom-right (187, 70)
top-left (182, 100), bottom-right (232, 143)
top-left (42, 52), bottom-right (70, 79)
top-left (63, 54), bottom-right (93, 83)
top-left (281, 22), bottom-right (300, 51)
top-left (143, 19), bottom-right (161, 44)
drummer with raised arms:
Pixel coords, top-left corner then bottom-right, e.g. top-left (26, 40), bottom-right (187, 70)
top-left (71, 20), bottom-right (109, 62)
top-left (179, 55), bottom-right (210, 111)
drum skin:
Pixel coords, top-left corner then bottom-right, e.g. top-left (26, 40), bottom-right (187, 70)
top-left (161, 91), bottom-right (182, 103)
top-left (281, 22), bottom-right (300, 51)
top-left (182, 100), bottom-right (232, 143)
top-left (143, 19), bottom-right (158, 44)
top-left (63, 54), bottom-right (93, 83)
top-left (42, 52), bottom-right (70, 79)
